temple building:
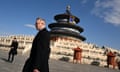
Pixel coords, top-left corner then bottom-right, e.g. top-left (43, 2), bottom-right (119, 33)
top-left (49, 5), bottom-right (86, 42)
top-left (48, 5), bottom-right (86, 61)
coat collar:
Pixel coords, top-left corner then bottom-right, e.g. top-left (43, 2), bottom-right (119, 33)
top-left (39, 28), bottom-right (46, 32)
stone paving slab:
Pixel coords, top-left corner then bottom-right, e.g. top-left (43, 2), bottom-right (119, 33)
top-left (0, 49), bottom-right (119, 72)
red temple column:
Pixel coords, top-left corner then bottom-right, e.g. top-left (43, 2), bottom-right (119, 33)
top-left (73, 47), bottom-right (82, 64)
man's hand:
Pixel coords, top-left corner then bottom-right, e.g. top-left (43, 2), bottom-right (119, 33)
top-left (33, 69), bottom-right (40, 72)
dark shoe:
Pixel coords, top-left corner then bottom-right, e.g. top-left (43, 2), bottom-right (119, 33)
top-left (10, 60), bottom-right (13, 63)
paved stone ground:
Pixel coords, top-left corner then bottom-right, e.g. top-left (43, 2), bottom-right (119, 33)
top-left (0, 49), bottom-right (119, 72)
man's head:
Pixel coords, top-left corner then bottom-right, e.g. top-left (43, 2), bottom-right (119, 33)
top-left (35, 17), bottom-right (46, 30)
top-left (13, 37), bottom-right (17, 41)
top-left (14, 37), bottom-right (16, 40)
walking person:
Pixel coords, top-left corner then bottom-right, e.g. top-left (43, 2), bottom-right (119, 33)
top-left (22, 17), bottom-right (51, 72)
top-left (8, 37), bottom-right (18, 63)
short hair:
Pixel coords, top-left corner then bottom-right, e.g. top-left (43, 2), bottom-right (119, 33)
top-left (14, 37), bottom-right (16, 39)
top-left (36, 17), bottom-right (46, 22)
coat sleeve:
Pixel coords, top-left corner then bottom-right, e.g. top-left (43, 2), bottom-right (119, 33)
top-left (41, 32), bottom-right (50, 52)
top-left (10, 41), bottom-right (14, 47)
top-left (41, 32), bottom-right (51, 59)
top-left (32, 37), bottom-right (43, 70)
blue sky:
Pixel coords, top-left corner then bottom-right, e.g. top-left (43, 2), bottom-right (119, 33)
top-left (0, 0), bottom-right (120, 50)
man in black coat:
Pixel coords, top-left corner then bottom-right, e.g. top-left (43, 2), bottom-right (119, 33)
top-left (22, 17), bottom-right (51, 72)
top-left (8, 37), bottom-right (18, 62)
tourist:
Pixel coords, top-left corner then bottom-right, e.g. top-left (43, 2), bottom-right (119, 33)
top-left (22, 17), bottom-right (51, 72)
top-left (8, 37), bottom-right (18, 63)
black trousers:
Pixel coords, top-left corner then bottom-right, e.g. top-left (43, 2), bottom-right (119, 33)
top-left (8, 52), bottom-right (15, 62)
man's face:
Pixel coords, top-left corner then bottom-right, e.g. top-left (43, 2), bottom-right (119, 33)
top-left (35, 19), bottom-right (45, 30)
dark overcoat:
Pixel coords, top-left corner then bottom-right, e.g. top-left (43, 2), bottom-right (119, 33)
top-left (22, 28), bottom-right (50, 72)
top-left (9, 40), bottom-right (18, 55)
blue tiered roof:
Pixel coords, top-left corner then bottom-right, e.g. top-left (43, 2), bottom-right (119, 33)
top-left (48, 6), bottom-right (86, 41)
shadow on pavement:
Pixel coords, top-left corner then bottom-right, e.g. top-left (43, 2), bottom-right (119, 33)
top-left (0, 57), bottom-right (11, 63)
